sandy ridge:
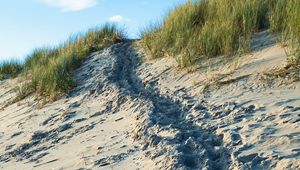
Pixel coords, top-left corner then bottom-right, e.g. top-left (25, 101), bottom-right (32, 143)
top-left (0, 40), bottom-right (299, 170)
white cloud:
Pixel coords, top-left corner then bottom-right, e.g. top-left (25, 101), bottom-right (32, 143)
top-left (109, 15), bottom-right (130, 23)
top-left (42, 0), bottom-right (97, 12)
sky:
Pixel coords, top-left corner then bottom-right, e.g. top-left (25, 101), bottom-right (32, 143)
top-left (0, 0), bottom-right (187, 62)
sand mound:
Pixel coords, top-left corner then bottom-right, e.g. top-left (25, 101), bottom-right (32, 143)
top-left (0, 37), bottom-right (299, 169)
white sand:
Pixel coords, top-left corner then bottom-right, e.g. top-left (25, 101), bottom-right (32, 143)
top-left (136, 32), bottom-right (300, 169)
top-left (0, 33), bottom-right (299, 169)
top-left (0, 44), bottom-right (155, 170)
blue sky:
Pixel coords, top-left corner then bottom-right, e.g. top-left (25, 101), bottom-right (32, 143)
top-left (0, 0), bottom-right (187, 62)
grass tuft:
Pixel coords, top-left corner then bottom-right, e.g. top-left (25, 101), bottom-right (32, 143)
top-left (141, 0), bottom-right (300, 67)
top-left (19, 23), bottom-right (125, 99)
top-left (14, 83), bottom-right (35, 101)
top-left (0, 60), bottom-right (23, 80)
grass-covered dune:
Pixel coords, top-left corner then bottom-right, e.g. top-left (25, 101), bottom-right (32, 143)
top-left (0, 60), bottom-right (22, 80)
top-left (0, 24), bottom-right (125, 100)
top-left (141, 0), bottom-right (300, 67)
top-left (0, 0), bottom-right (299, 101)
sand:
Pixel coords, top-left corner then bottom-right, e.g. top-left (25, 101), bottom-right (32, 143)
top-left (0, 32), bottom-right (299, 169)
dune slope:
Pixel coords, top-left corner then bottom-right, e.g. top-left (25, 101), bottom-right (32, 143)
top-left (0, 38), bottom-right (299, 169)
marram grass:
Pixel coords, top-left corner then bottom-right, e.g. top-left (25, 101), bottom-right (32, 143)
top-left (19, 23), bottom-right (125, 100)
top-left (282, 0), bottom-right (300, 64)
top-left (141, 0), bottom-right (300, 67)
top-left (0, 60), bottom-right (23, 80)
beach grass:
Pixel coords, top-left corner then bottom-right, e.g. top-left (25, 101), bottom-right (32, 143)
top-left (141, 0), bottom-right (300, 67)
top-left (0, 60), bottom-right (23, 80)
top-left (19, 23), bottom-right (125, 99)
top-left (280, 0), bottom-right (299, 64)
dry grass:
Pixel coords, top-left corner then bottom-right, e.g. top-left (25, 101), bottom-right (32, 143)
top-left (263, 64), bottom-right (300, 83)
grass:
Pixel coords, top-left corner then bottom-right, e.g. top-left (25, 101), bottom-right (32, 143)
top-left (280, 0), bottom-right (299, 64)
top-left (24, 23), bottom-right (125, 99)
top-left (141, 0), bottom-right (300, 67)
top-left (12, 23), bottom-right (125, 100)
top-left (0, 60), bottom-right (23, 80)
top-left (14, 83), bottom-right (35, 101)
top-left (1, 1), bottom-right (299, 102)
top-left (270, 0), bottom-right (300, 65)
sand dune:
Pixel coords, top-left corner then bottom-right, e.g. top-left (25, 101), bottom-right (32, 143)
top-left (0, 37), bottom-right (299, 169)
